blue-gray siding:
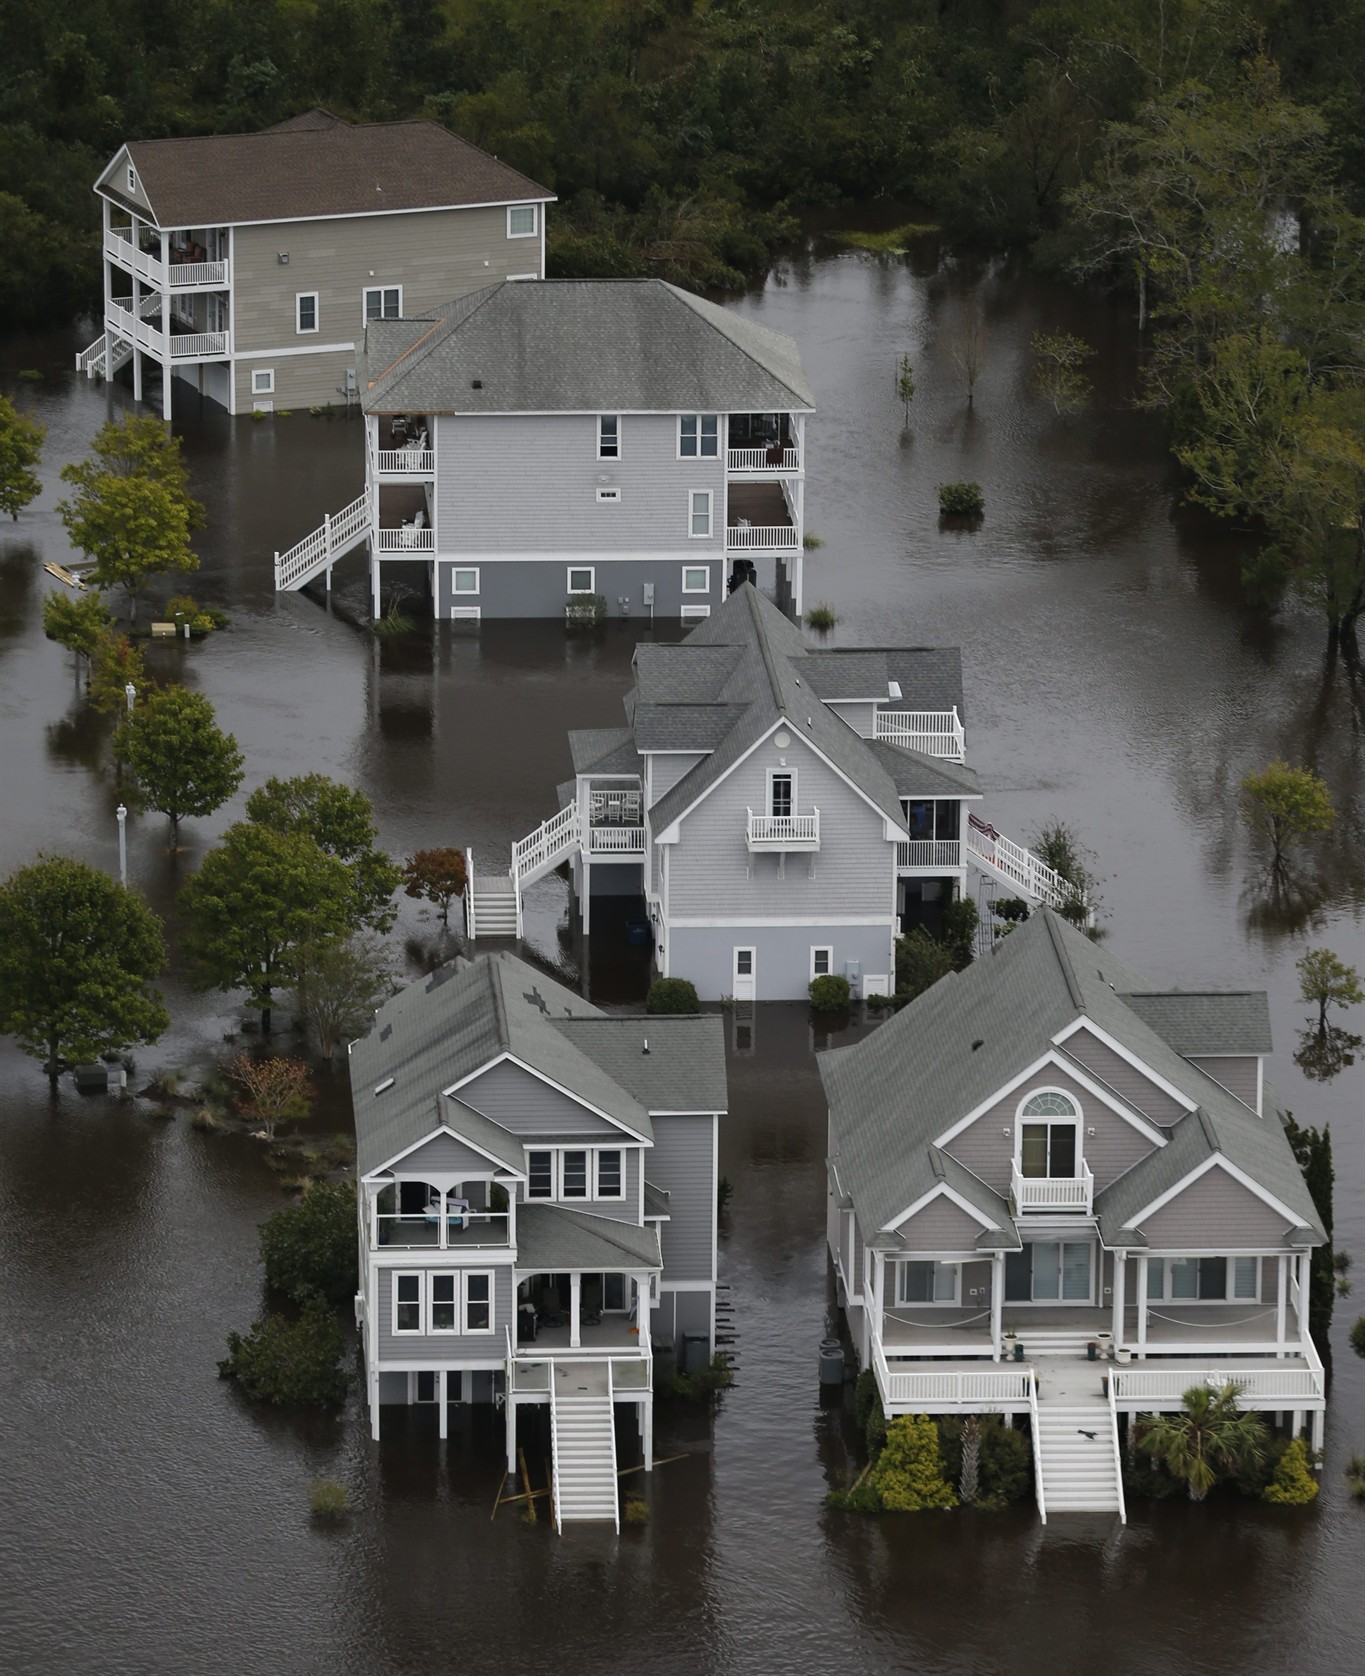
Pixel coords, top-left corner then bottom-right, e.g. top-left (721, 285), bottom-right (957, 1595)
top-left (460, 1058), bottom-right (626, 1137)
top-left (650, 1115), bottom-right (715, 1283)
top-left (373, 1262), bottom-right (515, 1362)
top-left (393, 1130), bottom-right (511, 1178)
top-left (435, 556), bottom-right (723, 619)
top-left (667, 922), bottom-right (895, 1003)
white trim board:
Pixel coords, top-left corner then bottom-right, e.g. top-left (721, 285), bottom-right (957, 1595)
top-left (932, 1047), bottom-right (1170, 1151)
top-left (361, 1121), bottom-right (527, 1182)
top-left (1053, 1015), bottom-right (1197, 1113)
top-left (665, 915), bottom-right (896, 928)
top-left (884, 1180), bottom-right (1001, 1237)
top-left (1122, 1153), bottom-right (1309, 1233)
top-left (95, 188), bottom-right (558, 230)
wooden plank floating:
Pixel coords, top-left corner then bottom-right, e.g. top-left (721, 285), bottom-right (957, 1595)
top-left (42, 563), bottom-right (88, 591)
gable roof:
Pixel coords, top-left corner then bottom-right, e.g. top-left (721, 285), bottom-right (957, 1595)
top-left (1119, 991), bottom-right (1273, 1056)
top-left (358, 279), bottom-right (817, 414)
top-left (99, 117), bottom-right (550, 228)
top-left (820, 908), bottom-right (1321, 1243)
top-left (515, 1203), bottom-right (662, 1271)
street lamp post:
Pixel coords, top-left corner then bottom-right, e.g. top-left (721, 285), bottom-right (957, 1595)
top-left (116, 804), bottom-right (128, 887)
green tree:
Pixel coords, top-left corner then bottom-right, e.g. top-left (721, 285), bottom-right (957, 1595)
top-left (1030, 331), bottom-right (1094, 417)
top-left (894, 928), bottom-right (954, 1001)
top-left (401, 846), bottom-right (468, 926)
top-left (227, 1050), bottom-right (314, 1142)
top-left (1240, 761), bottom-right (1336, 868)
top-left (1296, 947), bottom-right (1364, 1031)
top-left (1136, 1384), bottom-right (1269, 1501)
top-left (245, 774), bottom-right (400, 932)
top-left (291, 932), bottom-right (395, 1059)
top-left (219, 1297), bottom-right (351, 1407)
top-left (1284, 1117), bottom-right (1337, 1351)
top-left (867, 1414), bottom-right (957, 1511)
top-left (181, 822), bottom-right (355, 1032)
top-left (0, 855), bottom-right (168, 1085)
top-left (115, 685), bottom-right (244, 844)
top-left (56, 471), bottom-right (198, 621)
top-left (75, 415), bottom-right (202, 508)
top-left (1261, 1437), bottom-right (1320, 1504)
top-left (259, 1181), bottom-right (358, 1305)
top-left (87, 629), bottom-right (149, 715)
top-left (1031, 818), bottom-right (1099, 927)
top-left (895, 352), bottom-right (916, 423)
top-left (42, 590), bottom-right (112, 672)
top-left (0, 392), bottom-right (45, 519)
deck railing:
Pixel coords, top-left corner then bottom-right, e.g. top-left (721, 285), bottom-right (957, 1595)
top-left (106, 226), bottom-right (228, 287)
top-left (587, 825), bottom-right (646, 854)
top-left (375, 526), bottom-right (434, 551)
top-left (896, 838), bottom-right (963, 870)
top-left (374, 449), bottom-right (435, 475)
top-left (746, 809), bottom-right (820, 849)
top-left (274, 492), bottom-right (371, 590)
top-left (374, 1210), bottom-right (510, 1250)
top-left (874, 708), bottom-right (966, 760)
top-left (1011, 1161), bottom-right (1095, 1213)
top-left (1108, 1363), bottom-right (1324, 1405)
top-left (1029, 1372), bottom-right (1047, 1525)
top-left (108, 299), bottom-right (227, 360)
top-left (727, 446), bottom-right (800, 472)
top-left (966, 815), bottom-right (1074, 912)
top-left (726, 523), bottom-right (800, 550)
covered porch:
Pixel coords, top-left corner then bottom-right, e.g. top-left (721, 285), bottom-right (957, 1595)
top-left (727, 482), bottom-right (799, 552)
top-left (513, 1202), bottom-right (661, 1352)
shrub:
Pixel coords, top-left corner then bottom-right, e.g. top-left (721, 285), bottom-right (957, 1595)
top-left (219, 1298), bottom-right (351, 1406)
top-left (164, 594), bottom-right (229, 634)
top-left (868, 1415), bottom-right (957, 1511)
top-left (659, 1352), bottom-right (733, 1402)
top-left (1346, 1454), bottom-right (1365, 1499)
top-left (894, 929), bottom-right (955, 1001)
top-left (622, 1495), bottom-right (650, 1526)
top-left (941, 897), bottom-right (979, 967)
top-left (809, 974), bottom-right (851, 1011)
top-left (646, 977), bottom-right (700, 1015)
top-left (805, 602), bottom-right (839, 631)
top-left (992, 897), bottom-right (1030, 924)
top-left (565, 592), bottom-right (608, 628)
top-left (1351, 1316), bottom-right (1365, 1359)
top-left (1261, 1438), bottom-right (1320, 1505)
top-left (259, 1180), bottom-right (358, 1305)
top-left (308, 1478), bottom-right (350, 1520)
top-left (938, 481), bottom-right (984, 517)
top-left (938, 1416), bottom-right (1033, 1504)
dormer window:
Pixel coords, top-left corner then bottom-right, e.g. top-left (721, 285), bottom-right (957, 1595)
top-left (1018, 1091), bottom-right (1079, 1178)
top-left (127, 164), bottom-right (137, 194)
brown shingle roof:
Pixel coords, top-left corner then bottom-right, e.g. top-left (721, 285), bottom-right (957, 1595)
top-left (105, 118), bottom-right (553, 228)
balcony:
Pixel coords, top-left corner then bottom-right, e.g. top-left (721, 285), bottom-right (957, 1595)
top-left (106, 225), bottom-right (227, 289)
top-left (747, 808), bottom-right (820, 851)
top-left (726, 483), bottom-right (799, 552)
top-left (1011, 1161), bottom-right (1095, 1214)
top-left (875, 709), bottom-right (966, 761)
top-left (587, 825), bottom-right (645, 854)
top-left (896, 838), bottom-right (963, 872)
top-left (373, 415), bottom-right (434, 477)
top-left (375, 1211), bottom-right (511, 1250)
top-left (108, 298), bottom-right (227, 361)
top-left (728, 445), bottom-right (800, 473)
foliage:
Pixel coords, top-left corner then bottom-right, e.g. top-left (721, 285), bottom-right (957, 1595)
top-left (854, 1368), bottom-right (887, 1458)
top-left (1346, 1454), bottom-right (1365, 1500)
top-left (895, 353), bottom-right (916, 423)
top-left (180, 822), bottom-right (355, 1032)
top-left (371, 593), bottom-right (415, 636)
top-left (291, 932), bottom-right (395, 1059)
top-left (1030, 818), bottom-right (1099, 927)
top-left (1136, 1384), bottom-right (1269, 1501)
top-left (0, 854), bottom-right (168, 1084)
top-left (867, 1415), bottom-right (957, 1512)
top-left (622, 1495), bottom-right (649, 1526)
top-left (938, 481), bottom-right (984, 517)
top-left (75, 416), bottom-right (200, 502)
top-left (1296, 948), bottom-right (1363, 1030)
top-left (87, 629), bottom-right (149, 715)
top-left (43, 590), bottom-right (111, 665)
top-left (949, 298), bottom-right (987, 405)
top-left (809, 973), bottom-right (851, 1012)
top-left (402, 847), bottom-right (468, 925)
top-left (307, 1478), bottom-right (350, 1520)
top-left (1240, 762), bottom-right (1336, 868)
top-left (941, 897), bottom-right (979, 968)
top-left (894, 929), bottom-right (955, 1003)
top-left (939, 1416), bottom-right (1033, 1506)
top-left (658, 1353), bottom-right (733, 1402)
top-left (164, 594), bottom-right (229, 635)
top-left (1352, 1317), bottom-right (1365, 1360)
top-left (1261, 1437), bottom-right (1320, 1505)
top-left (57, 469), bottom-right (197, 621)
top-left (115, 685), bottom-right (244, 842)
top-left (1030, 331), bottom-right (1095, 417)
top-left (0, 392), bottom-right (45, 519)
top-left (259, 1181), bottom-right (357, 1305)
top-left (565, 592), bottom-right (608, 628)
top-left (646, 977), bottom-right (700, 1015)
top-left (805, 603), bottom-right (839, 632)
top-left (245, 775), bottom-right (400, 933)
top-left (228, 1051), bottom-right (315, 1141)
top-left (219, 1297), bottom-right (351, 1407)
top-left (1284, 1117), bottom-right (1337, 1351)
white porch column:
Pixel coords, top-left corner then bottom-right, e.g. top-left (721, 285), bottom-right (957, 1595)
top-left (570, 1272), bottom-right (581, 1349)
top-left (505, 1388), bottom-right (517, 1472)
top-left (1112, 1250), bottom-right (1126, 1347)
top-left (871, 1250), bottom-right (885, 1365)
top-left (1276, 1254), bottom-right (1288, 1356)
top-left (991, 1250), bottom-right (1004, 1360)
top-left (1291, 1407), bottom-right (1305, 1440)
top-left (641, 1398), bottom-right (654, 1471)
top-left (369, 1366), bottom-right (380, 1441)
top-left (1297, 1250), bottom-right (1312, 1341)
top-left (1136, 1255), bottom-right (1149, 1357)
top-left (438, 1370), bottom-right (448, 1439)
top-left (1310, 1408), bottom-right (1324, 1457)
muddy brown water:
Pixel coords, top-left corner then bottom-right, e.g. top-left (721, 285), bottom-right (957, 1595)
top-left (1, 249), bottom-right (1362, 1676)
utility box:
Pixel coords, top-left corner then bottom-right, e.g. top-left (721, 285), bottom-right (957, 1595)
top-left (682, 1332), bottom-right (710, 1375)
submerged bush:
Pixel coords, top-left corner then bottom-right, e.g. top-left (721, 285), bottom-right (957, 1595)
top-left (622, 1495), bottom-right (650, 1526)
top-left (219, 1298), bottom-right (351, 1406)
top-left (938, 481), bottom-right (984, 517)
top-left (805, 602), bottom-right (839, 631)
top-left (809, 974), bottom-right (851, 1011)
top-left (1261, 1438), bottom-right (1319, 1505)
top-left (308, 1477), bottom-right (350, 1520)
top-left (646, 977), bottom-right (700, 1015)
top-left (867, 1415), bottom-right (957, 1511)
top-left (259, 1180), bottom-right (358, 1305)
top-left (941, 897), bottom-right (979, 967)
top-left (938, 1416), bottom-right (1032, 1505)
top-left (895, 929), bottom-right (955, 1002)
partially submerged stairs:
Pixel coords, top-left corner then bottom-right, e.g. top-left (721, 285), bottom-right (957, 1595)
top-left (1033, 1397), bottom-right (1124, 1518)
top-left (550, 1362), bottom-right (619, 1531)
top-left (464, 807), bottom-right (582, 941)
top-left (274, 492), bottom-right (370, 590)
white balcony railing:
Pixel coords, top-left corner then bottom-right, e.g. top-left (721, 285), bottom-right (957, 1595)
top-left (108, 299), bottom-right (227, 361)
top-left (1011, 1161), bottom-right (1095, 1213)
top-left (727, 446), bottom-right (800, 472)
top-left (587, 825), bottom-right (646, 854)
top-left (1108, 1363), bottom-right (1324, 1406)
top-left (896, 838), bottom-right (963, 871)
top-left (726, 523), bottom-right (800, 551)
top-left (747, 809), bottom-right (820, 850)
top-left (375, 449), bottom-right (435, 475)
top-left (105, 227), bottom-right (227, 288)
top-left (375, 526), bottom-right (435, 551)
top-left (874, 1342), bottom-right (1032, 1410)
top-left (875, 708), bottom-right (966, 761)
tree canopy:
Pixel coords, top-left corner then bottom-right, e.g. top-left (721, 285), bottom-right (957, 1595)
top-left (246, 774), bottom-right (400, 931)
top-left (0, 392), bottom-right (45, 519)
top-left (116, 684), bottom-right (245, 842)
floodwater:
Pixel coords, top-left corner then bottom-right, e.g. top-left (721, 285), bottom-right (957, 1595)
top-left (1, 246), bottom-right (1363, 1676)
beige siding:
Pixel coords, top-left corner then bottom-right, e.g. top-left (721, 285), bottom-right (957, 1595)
top-left (896, 1193), bottom-right (987, 1252)
top-left (667, 732), bottom-right (897, 920)
top-left (1140, 1166), bottom-right (1293, 1249)
top-left (1188, 1055), bottom-right (1260, 1110)
top-left (943, 1063), bottom-right (1157, 1195)
top-left (1063, 1027), bottom-right (1187, 1125)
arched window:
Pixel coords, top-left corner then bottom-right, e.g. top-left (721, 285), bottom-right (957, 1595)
top-left (1021, 1091), bottom-right (1077, 1119)
top-left (1018, 1090), bottom-right (1080, 1177)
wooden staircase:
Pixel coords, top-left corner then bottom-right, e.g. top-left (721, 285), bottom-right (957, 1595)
top-left (76, 331), bottom-right (133, 380)
top-left (550, 1362), bottom-right (619, 1532)
top-left (463, 808), bottom-right (583, 941)
top-left (1032, 1397), bottom-right (1125, 1517)
top-left (274, 492), bottom-right (371, 590)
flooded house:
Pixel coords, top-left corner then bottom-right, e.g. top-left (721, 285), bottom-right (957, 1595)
top-left (272, 277), bottom-right (816, 615)
top-left (466, 583), bottom-right (1074, 998)
top-left (820, 906), bottom-right (1327, 1521)
top-left (77, 109), bottom-right (552, 420)
top-left (348, 950), bottom-right (727, 1530)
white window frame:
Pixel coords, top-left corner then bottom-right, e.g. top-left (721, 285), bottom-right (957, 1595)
top-left (362, 285), bottom-right (402, 323)
top-left (678, 413), bottom-right (720, 459)
top-left (251, 368), bottom-right (275, 396)
top-left (567, 566), bottom-right (595, 595)
top-left (525, 1147), bottom-right (625, 1203)
top-left (1146, 1255), bottom-right (1258, 1304)
top-left (681, 565), bottom-right (710, 594)
top-left (1014, 1088), bottom-right (1082, 1179)
top-left (428, 1271), bottom-right (460, 1334)
top-left (689, 490), bottom-right (713, 539)
top-left (507, 204), bottom-right (538, 239)
top-left (393, 1271), bottom-right (424, 1334)
top-left (597, 415), bottom-right (620, 460)
top-left (680, 605), bottom-right (711, 621)
top-left (897, 1260), bottom-right (960, 1306)
top-left (810, 946), bottom-right (833, 980)
top-left (596, 487), bottom-right (622, 504)
top-left (127, 164), bottom-right (137, 194)
top-left (451, 567), bottom-right (480, 595)
top-left (462, 1270), bottom-right (495, 1334)
top-left (594, 1149), bottom-right (625, 1201)
top-left (734, 946), bottom-right (755, 980)
top-left (1016, 1241), bottom-right (1093, 1304)
top-left (527, 1150), bottom-right (554, 1199)
top-left (296, 292), bottom-right (318, 335)
top-left (767, 767), bottom-right (796, 819)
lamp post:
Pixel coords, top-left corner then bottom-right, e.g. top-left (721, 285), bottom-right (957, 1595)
top-left (124, 681), bottom-right (136, 716)
top-left (116, 804), bottom-right (128, 887)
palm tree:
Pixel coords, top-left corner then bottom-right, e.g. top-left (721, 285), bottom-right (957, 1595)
top-left (1136, 1383), bottom-right (1268, 1500)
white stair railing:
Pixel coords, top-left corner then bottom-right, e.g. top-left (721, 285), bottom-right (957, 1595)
top-left (1108, 1381), bottom-right (1127, 1525)
top-left (463, 847), bottom-right (476, 941)
top-left (1029, 1371), bottom-right (1047, 1525)
top-left (966, 814), bottom-right (1080, 913)
top-left (511, 805), bottom-right (581, 887)
top-left (548, 1371), bottom-right (564, 1535)
top-left (274, 492), bottom-right (370, 590)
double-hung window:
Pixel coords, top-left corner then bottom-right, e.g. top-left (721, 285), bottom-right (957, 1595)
top-left (426, 1271), bottom-right (495, 1334)
top-left (525, 1147), bottom-right (624, 1201)
top-left (528, 1151), bottom-right (554, 1198)
top-left (679, 414), bottom-right (719, 457)
top-left (596, 1150), bottom-right (623, 1198)
top-left (598, 415), bottom-right (620, 459)
top-left (689, 491), bottom-right (713, 539)
top-left (561, 1150), bottom-right (588, 1199)
top-left (811, 946), bottom-right (833, 979)
top-left (296, 292), bottom-right (318, 334)
top-left (394, 1272), bottom-right (423, 1332)
top-left (363, 286), bottom-right (401, 322)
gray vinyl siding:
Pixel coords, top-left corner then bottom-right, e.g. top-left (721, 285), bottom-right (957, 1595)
top-left (435, 556), bottom-right (721, 619)
top-left (650, 1115), bottom-right (715, 1283)
top-left (667, 732), bottom-right (897, 920)
top-left (961, 1258), bottom-right (993, 1306)
top-left (1188, 1055), bottom-right (1260, 1109)
top-left (943, 1063), bottom-right (1157, 1196)
top-left (552, 1147), bottom-right (641, 1223)
top-left (391, 1131), bottom-right (509, 1178)
top-left (896, 1194), bottom-right (989, 1252)
top-left (1062, 1028), bottom-right (1187, 1125)
top-left (374, 1262), bottom-right (515, 1362)
top-left (853, 1219), bottom-right (866, 1298)
top-left (826, 700), bottom-right (876, 736)
top-left (432, 413), bottom-right (726, 554)
top-left (649, 753), bottom-right (706, 802)
top-left (667, 921), bottom-right (895, 1002)
top-left (459, 1058), bottom-right (624, 1136)
top-left (1139, 1168), bottom-right (1293, 1249)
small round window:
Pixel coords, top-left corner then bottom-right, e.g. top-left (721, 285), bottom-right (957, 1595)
top-left (1021, 1091), bottom-right (1077, 1118)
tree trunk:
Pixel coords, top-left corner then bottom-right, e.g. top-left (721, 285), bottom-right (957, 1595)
top-left (46, 1043), bottom-right (60, 1087)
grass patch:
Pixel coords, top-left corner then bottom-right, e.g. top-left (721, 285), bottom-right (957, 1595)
top-left (803, 531), bottom-right (824, 549)
top-left (805, 602), bottom-right (840, 632)
top-left (18, 368), bottom-right (43, 381)
top-left (308, 1477), bottom-right (350, 1520)
top-left (828, 224), bottom-right (938, 253)
top-left (622, 1495), bottom-right (650, 1526)
top-left (189, 1105), bottom-right (225, 1132)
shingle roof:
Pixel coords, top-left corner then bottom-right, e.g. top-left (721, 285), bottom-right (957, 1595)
top-left (820, 909), bottom-right (1322, 1244)
top-left (568, 728), bottom-right (640, 775)
top-left (358, 279), bottom-right (817, 414)
top-left (106, 118), bottom-right (551, 229)
top-left (801, 648), bottom-right (966, 717)
top-left (864, 741), bottom-right (982, 799)
top-left (1120, 992), bottom-right (1274, 1056)
top-left (515, 1204), bottom-right (662, 1271)
top-left (553, 1017), bottom-right (728, 1113)
top-left (437, 1097), bottom-right (528, 1175)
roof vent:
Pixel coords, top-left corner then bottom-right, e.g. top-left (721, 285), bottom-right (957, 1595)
top-left (889, 680), bottom-right (902, 700)
top-left (971, 1039), bottom-right (984, 1052)
top-left (374, 1076), bottom-right (395, 1095)
top-left (642, 1038), bottom-right (650, 1055)
top-left (471, 378), bottom-right (483, 389)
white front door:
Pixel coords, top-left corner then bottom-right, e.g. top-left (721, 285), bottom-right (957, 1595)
top-left (733, 945), bottom-right (756, 1003)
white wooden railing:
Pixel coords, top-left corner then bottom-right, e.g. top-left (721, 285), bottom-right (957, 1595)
top-left (727, 446), bottom-right (800, 471)
top-left (375, 449), bottom-right (435, 475)
top-left (746, 809), bottom-right (820, 848)
top-left (512, 804), bottom-right (580, 887)
top-left (1011, 1161), bottom-right (1095, 1213)
top-left (966, 815), bottom-right (1075, 911)
top-left (108, 299), bottom-right (227, 360)
top-left (274, 492), bottom-right (370, 589)
top-left (1108, 1381), bottom-right (1128, 1525)
top-left (875, 1348), bottom-right (1033, 1410)
top-left (587, 826), bottom-right (646, 854)
top-left (896, 838), bottom-right (963, 870)
top-left (1029, 1371), bottom-right (1047, 1525)
top-left (1108, 1363), bottom-right (1324, 1405)
top-left (588, 788), bottom-right (643, 823)
top-left (726, 523), bottom-right (800, 550)
top-left (875, 708), bottom-right (966, 761)
top-left (106, 228), bottom-right (227, 287)
top-left (375, 526), bottom-right (434, 551)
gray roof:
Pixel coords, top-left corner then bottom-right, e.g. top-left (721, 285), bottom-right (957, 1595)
top-left (515, 1203), bottom-right (662, 1271)
top-left (351, 952), bottom-right (726, 1175)
top-left (104, 116), bottom-right (551, 229)
top-left (820, 909), bottom-right (1322, 1245)
top-left (438, 1097), bottom-right (527, 1175)
top-left (643, 1180), bottom-right (672, 1218)
top-left (568, 728), bottom-right (641, 775)
top-left (865, 741), bottom-right (982, 799)
top-left (1120, 992), bottom-right (1273, 1056)
top-left (802, 649), bottom-right (966, 718)
top-left (358, 279), bottom-right (816, 414)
